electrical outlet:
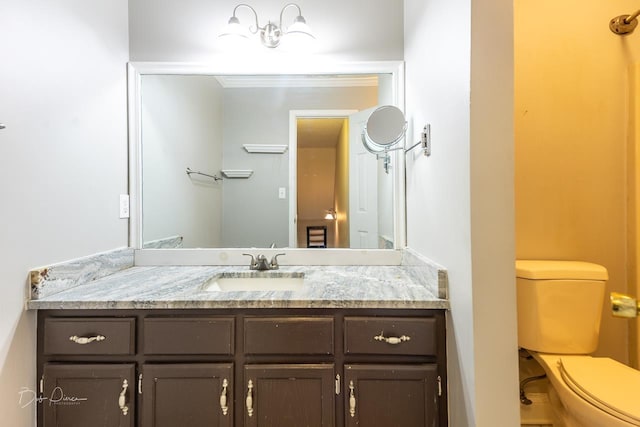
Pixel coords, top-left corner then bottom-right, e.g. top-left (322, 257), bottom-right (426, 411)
top-left (278, 187), bottom-right (286, 199)
top-left (119, 194), bottom-right (130, 219)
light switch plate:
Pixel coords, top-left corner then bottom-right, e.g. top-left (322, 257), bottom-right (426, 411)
top-left (119, 194), bottom-right (130, 218)
top-left (278, 187), bottom-right (286, 199)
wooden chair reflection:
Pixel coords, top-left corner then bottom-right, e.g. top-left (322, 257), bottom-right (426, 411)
top-left (306, 226), bottom-right (327, 248)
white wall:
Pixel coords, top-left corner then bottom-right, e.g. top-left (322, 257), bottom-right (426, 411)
top-left (404, 0), bottom-right (518, 426)
top-left (128, 0), bottom-right (403, 62)
top-left (142, 75), bottom-right (224, 248)
top-left (221, 86), bottom-right (377, 247)
top-left (0, 1), bottom-right (129, 424)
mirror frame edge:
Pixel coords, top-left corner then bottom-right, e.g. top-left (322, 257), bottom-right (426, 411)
top-left (127, 60), bottom-right (406, 252)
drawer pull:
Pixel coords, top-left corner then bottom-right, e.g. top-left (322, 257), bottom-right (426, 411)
top-left (220, 378), bottom-right (229, 415)
top-left (246, 379), bottom-right (254, 417)
top-left (348, 380), bottom-right (356, 417)
top-left (118, 379), bottom-right (129, 415)
top-left (69, 334), bottom-right (106, 345)
top-left (373, 332), bottom-right (411, 345)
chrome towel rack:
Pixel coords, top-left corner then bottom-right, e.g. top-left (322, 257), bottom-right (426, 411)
top-left (186, 167), bottom-right (222, 182)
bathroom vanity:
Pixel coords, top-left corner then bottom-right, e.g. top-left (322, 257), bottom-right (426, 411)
top-left (36, 308), bottom-right (446, 427)
top-left (27, 250), bottom-right (449, 427)
top-left (28, 250), bottom-right (449, 427)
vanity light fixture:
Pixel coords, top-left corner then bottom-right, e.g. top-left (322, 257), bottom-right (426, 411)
top-left (218, 3), bottom-right (315, 49)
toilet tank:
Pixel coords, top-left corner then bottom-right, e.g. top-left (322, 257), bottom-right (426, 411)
top-left (516, 260), bottom-right (608, 354)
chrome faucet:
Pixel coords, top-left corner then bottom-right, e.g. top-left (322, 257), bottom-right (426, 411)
top-left (243, 253), bottom-right (285, 271)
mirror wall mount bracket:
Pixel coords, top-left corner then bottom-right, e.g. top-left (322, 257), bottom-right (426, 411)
top-left (404, 124), bottom-right (431, 157)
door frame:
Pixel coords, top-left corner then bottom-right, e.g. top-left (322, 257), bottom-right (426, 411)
top-left (289, 110), bottom-right (357, 248)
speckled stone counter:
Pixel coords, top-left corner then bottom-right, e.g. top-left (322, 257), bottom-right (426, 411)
top-left (27, 264), bottom-right (448, 310)
top-left (27, 247), bottom-right (449, 310)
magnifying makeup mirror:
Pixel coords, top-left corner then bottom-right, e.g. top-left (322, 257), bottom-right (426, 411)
top-left (361, 105), bottom-right (408, 173)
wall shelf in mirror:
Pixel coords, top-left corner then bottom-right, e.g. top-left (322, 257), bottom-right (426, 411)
top-left (221, 170), bottom-right (253, 179)
top-left (243, 144), bottom-right (288, 154)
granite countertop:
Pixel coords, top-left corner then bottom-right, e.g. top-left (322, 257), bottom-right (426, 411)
top-left (27, 265), bottom-right (448, 310)
top-left (27, 248), bottom-right (449, 310)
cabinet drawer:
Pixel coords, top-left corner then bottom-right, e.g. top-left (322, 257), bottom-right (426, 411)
top-left (244, 317), bottom-right (334, 355)
top-left (43, 317), bottom-right (135, 355)
top-left (143, 317), bottom-right (234, 355)
top-left (344, 317), bottom-right (437, 356)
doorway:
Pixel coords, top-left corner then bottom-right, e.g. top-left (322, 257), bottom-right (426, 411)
top-left (288, 110), bottom-right (356, 248)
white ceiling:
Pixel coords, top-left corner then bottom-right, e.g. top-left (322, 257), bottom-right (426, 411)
top-left (297, 118), bottom-right (347, 148)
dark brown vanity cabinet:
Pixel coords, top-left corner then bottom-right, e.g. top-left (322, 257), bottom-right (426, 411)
top-left (244, 364), bottom-right (336, 427)
top-left (344, 364), bottom-right (439, 427)
top-left (42, 363), bottom-right (135, 427)
top-left (37, 309), bottom-right (447, 427)
top-left (140, 363), bottom-right (233, 427)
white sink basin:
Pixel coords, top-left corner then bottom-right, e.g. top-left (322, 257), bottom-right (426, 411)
top-left (203, 272), bottom-right (305, 292)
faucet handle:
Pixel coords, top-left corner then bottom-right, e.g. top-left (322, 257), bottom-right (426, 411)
top-left (270, 253), bottom-right (286, 269)
top-left (242, 253), bottom-right (257, 268)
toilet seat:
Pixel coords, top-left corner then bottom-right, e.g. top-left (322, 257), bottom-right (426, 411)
top-left (558, 356), bottom-right (640, 426)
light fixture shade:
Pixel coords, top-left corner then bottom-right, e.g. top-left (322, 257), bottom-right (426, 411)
top-left (280, 16), bottom-right (316, 51)
top-left (218, 16), bottom-right (252, 47)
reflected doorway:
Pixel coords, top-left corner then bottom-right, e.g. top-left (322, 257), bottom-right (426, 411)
top-left (296, 117), bottom-right (349, 248)
top-left (289, 108), bottom-right (387, 249)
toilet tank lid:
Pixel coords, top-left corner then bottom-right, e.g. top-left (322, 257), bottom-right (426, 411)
top-left (516, 260), bottom-right (608, 280)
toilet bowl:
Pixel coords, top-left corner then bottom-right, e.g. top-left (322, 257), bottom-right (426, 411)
top-left (516, 260), bottom-right (640, 427)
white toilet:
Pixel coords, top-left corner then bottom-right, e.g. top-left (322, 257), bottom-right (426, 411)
top-left (516, 260), bottom-right (640, 427)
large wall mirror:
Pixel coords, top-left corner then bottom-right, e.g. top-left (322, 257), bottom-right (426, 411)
top-left (128, 61), bottom-right (405, 251)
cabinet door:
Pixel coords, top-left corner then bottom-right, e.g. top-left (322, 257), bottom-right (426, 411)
top-left (42, 363), bottom-right (135, 427)
top-left (344, 364), bottom-right (439, 427)
top-left (141, 363), bottom-right (233, 427)
top-left (243, 364), bottom-right (335, 427)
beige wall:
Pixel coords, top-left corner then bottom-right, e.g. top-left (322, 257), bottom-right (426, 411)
top-left (514, 0), bottom-right (640, 364)
top-left (335, 120), bottom-right (350, 248)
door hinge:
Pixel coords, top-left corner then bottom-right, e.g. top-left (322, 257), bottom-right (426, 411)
top-left (138, 373), bottom-right (143, 394)
top-left (39, 375), bottom-right (44, 394)
top-left (335, 374), bottom-right (341, 395)
top-left (437, 375), bottom-right (442, 397)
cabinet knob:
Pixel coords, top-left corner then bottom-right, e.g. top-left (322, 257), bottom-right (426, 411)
top-left (246, 379), bottom-right (254, 417)
top-left (220, 378), bottom-right (229, 415)
top-left (69, 334), bottom-right (106, 345)
top-left (118, 379), bottom-right (129, 415)
top-left (348, 380), bottom-right (356, 418)
top-left (373, 332), bottom-right (410, 345)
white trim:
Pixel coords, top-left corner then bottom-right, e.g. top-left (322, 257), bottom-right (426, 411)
top-left (127, 63), bottom-right (143, 249)
top-left (134, 248), bottom-right (403, 266)
top-left (215, 75), bottom-right (379, 88)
